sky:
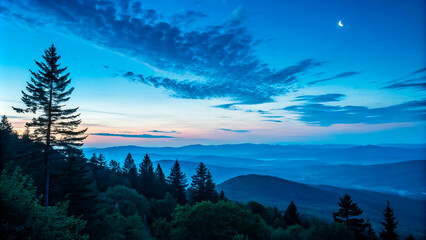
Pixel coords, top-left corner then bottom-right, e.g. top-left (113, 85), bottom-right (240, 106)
top-left (0, 0), bottom-right (425, 147)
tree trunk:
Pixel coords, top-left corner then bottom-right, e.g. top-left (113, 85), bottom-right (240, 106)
top-left (43, 70), bottom-right (54, 207)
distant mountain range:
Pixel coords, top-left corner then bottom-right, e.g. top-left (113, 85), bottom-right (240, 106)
top-left (83, 143), bottom-right (426, 198)
top-left (84, 143), bottom-right (426, 164)
top-left (217, 174), bottom-right (426, 239)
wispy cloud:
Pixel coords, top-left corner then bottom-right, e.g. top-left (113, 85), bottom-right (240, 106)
top-left (308, 71), bottom-right (359, 85)
top-left (80, 109), bottom-right (139, 117)
top-left (218, 128), bottom-right (250, 133)
top-left (283, 100), bottom-right (426, 126)
top-left (90, 133), bottom-right (175, 138)
top-left (149, 130), bottom-right (180, 134)
top-left (381, 68), bottom-right (426, 91)
top-left (263, 119), bottom-right (282, 123)
top-left (1, 0), bottom-right (325, 105)
top-left (293, 93), bottom-right (346, 102)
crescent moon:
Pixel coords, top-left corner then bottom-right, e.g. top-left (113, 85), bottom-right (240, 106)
top-left (338, 21), bottom-right (343, 27)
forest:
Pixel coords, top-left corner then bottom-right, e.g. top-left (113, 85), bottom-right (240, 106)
top-left (0, 45), bottom-right (417, 240)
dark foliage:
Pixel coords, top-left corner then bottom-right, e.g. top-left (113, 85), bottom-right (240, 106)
top-left (380, 202), bottom-right (399, 240)
top-left (284, 201), bottom-right (301, 227)
top-left (333, 193), bottom-right (368, 240)
top-left (167, 160), bottom-right (188, 205)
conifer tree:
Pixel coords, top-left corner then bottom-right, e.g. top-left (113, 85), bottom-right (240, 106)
top-left (154, 163), bottom-right (167, 199)
top-left (155, 163), bottom-right (166, 181)
top-left (13, 44), bottom-right (87, 206)
top-left (109, 160), bottom-right (121, 172)
top-left (333, 193), bottom-right (367, 240)
top-left (89, 153), bottom-right (99, 166)
top-left (138, 154), bottom-right (155, 198)
top-left (122, 153), bottom-right (137, 175)
top-left (190, 162), bottom-right (208, 203)
top-left (219, 190), bottom-right (228, 201)
top-left (406, 235), bottom-right (414, 240)
top-left (139, 154), bottom-right (154, 175)
top-left (167, 160), bottom-right (187, 205)
top-left (97, 153), bottom-right (106, 167)
top-left (365, 220), bottom-right (379, 240)
top-left (0, 116), bottom-right (15, 170)
top-left (190, 163), bottom-right (218, 203)
top-left (379, 201), bottom-right (398, 240)
top-left (205, 170), bottom-right (218, 202)
top-left (284, 201), bottom-right (301, 227)
top-left (0, 115), bottom-right (14, 133)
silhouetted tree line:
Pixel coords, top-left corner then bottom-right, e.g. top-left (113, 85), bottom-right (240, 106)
top-left (0, 45), bottom-right (417, 240)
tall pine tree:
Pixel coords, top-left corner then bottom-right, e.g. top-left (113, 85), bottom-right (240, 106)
top-left (122, 153), bottom-right (137, 175)
top-left (205, 170), bottom-right (218, 202)
top-left (167, 160), bottom-right (187, 205)
top-left (379, 201), bottom-right (398, 240)
top-left (190, 162), bottom-right (208, 203)
top-left (138, 154), bottom-right (155, 198)
top-left (190, 163), bottom-right (217, 203)
top-left (0, 115), bottom-right (14, 133)
top-left (154, 163), bottom-right (167, 199)
top-left (13, 44), bottom-right (87, 206)
top-left (333, 193), bottom-right (367, 240)
top-left (283, 201), bottom-right (301, 227)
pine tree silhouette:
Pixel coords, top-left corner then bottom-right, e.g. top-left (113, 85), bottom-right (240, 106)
top-left (122, 153), bottom-right (137, 175)
top-left (167, 160), bottom-right (187, 205)
top-left (333, 193), bottom-right (367, 240)
top-left (284, 201), bottom-right (301, 226)
top-left (379, 201), bottom-right (398, 240)
top-left (13, 44), bottom-right (87, 206)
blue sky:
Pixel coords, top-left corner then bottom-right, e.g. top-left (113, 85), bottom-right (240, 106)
top-left (0, 0), bottom-right (424, 147)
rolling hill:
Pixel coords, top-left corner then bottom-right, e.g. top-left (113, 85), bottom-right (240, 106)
top-left (217, 174), bottom-right (426, 239)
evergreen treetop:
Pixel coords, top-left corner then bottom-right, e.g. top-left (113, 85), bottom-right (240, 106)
top-left (379, 201), bottom-right (398, 240)
top-left (284, 201), bottom-right (301, 227)
top-left (333, 193), bottom-right (367, 240)
top-left (155, 163), bottom-right (165, 181)
top-left (167, 160), bottom-right (187, 205)
top-left (0, 115), bottom-right (14, 133)
top-left (139, 154), bottom-right (154, 176)
top-left (122, 153), bottom-right (137, 175)
top-left (13, 44), bottom-right (87, 149)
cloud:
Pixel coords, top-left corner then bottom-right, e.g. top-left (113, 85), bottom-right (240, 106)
top-left (90, 133), bottom-right (175, 138)
top-left (1, 0), bottom-right (323, 105)
top-left (263, 119), bottom-right (282, 123)
top-left (283, 100), bottom-right (426, 126)
top-left (149, 130), bottom-right (179, 134)
top-left (257, 110), bottom-right (270, 114)
top-left (308, 71), bottom-right (359, 85)
top-left (263, 116), bottom-right (282, 118)
top-left (171, 10), bottom-right (207, 25)
top-left (381, 68), bottom-right (426, 91)
top-left (218, 128), bottom-right (250, 133)
top-left (293, 93), bottom-right (346, 102)
top-left (124, 59), bottom-right (321, 104)
top-left (213, 103), bottom-right (239, 110)
top-left (80, 109), bottom-right (140, 117)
